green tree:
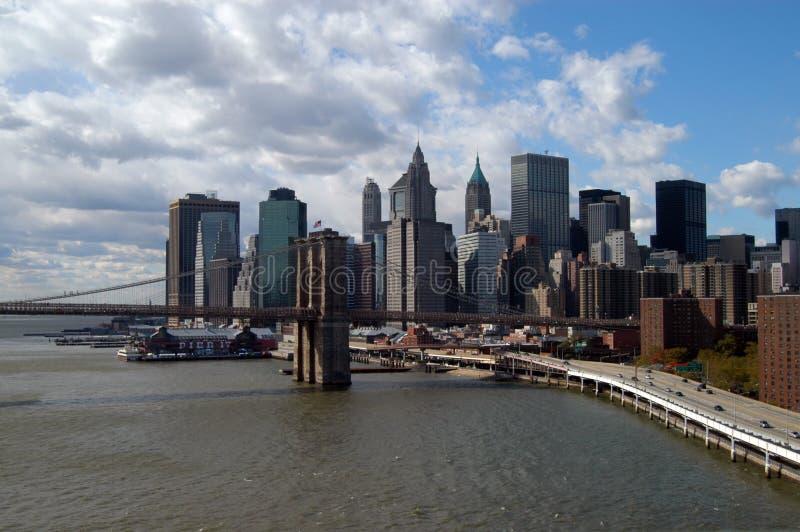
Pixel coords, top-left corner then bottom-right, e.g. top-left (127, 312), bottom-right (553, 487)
top-left (715, 333), bottom-right (740, 357)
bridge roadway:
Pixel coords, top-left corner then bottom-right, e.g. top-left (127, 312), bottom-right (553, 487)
top-left (0, 302), bottom-right (640, 328)
top-left (0, 302), bottom-right (317, 320)
top-left (505, 353), bottom-right (800, 471)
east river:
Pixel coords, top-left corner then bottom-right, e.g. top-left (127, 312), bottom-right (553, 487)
top-left (1, 316), bottom-right (800, 530)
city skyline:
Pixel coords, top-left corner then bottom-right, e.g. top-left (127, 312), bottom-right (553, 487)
top-left (1, 1), bottom-right (799, 299)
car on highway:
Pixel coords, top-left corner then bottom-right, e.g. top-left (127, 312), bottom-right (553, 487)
top-left (645, 369), bottom-right (652, 373)
top-left (706, 389), bottom-right (714, 394)
top-left (617, 373), bottom-right (624, 378)
top-left (665, 387), bottom-right (672, 392)
top-left (695, 386), bottom-right (703, 391)
top-left (675, 391), bottom-right (684, 397)
top-left (713, 405), bottom-right (724, 411)
top-left (647, 381), bottom-right (654, 386)
top-left (645, 375), bottom-right (654, 379)
top-left (791, 431), bottom-right (800, 439)
top-left (760, 420), bottom-right (771, 429)
top-left (681, 378), bottom-right (688, 383)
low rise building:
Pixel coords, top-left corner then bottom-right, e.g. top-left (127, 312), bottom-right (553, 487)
top-left (640, 295), bottom-right (722, 359)
top-left (758, 294), bottom-right (800, 410)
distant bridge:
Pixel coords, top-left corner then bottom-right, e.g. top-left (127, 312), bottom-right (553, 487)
top-left (0, 301), bottom-right (640, 329)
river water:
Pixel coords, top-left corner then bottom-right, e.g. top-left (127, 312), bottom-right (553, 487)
top-left (1, 316), bottom-right (799, 530)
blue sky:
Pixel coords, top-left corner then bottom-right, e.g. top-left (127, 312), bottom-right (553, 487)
top-left (0, 0), bottom-right (798, 299)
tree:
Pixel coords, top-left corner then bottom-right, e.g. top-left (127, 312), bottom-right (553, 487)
top-left (715, 333), bottom-right (740, 358)
top-left (663, 347), bottom-right (692, 364)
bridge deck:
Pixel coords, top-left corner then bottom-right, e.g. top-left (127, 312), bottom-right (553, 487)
top-left (0, 302), bottom-right (642, 328)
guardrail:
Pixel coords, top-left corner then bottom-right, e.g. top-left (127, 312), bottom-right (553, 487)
top-left (568, 368), bottom-right (800, 466)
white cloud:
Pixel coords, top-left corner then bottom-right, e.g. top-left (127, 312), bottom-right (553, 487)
top-left (708, 161), bottom-right (798, 216)
top-left (491, 35), bottom-right (529, 60)
top-left (784, 137), bottom-right (800, 153)
top-left (0, 1), bottom-right (780, 298)
top-left (524, 32), bottom-right (563, 55)
top-left (536, 42), bottom-right (687, 205)
top-left (574, 24), bottom-right (590, 40)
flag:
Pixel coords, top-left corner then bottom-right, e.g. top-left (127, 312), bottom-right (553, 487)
top-left (313, 220), bottom-right (322, 228)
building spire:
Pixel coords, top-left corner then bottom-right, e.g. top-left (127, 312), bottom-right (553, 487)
top-left (412, 139), bottom-right (425, 165)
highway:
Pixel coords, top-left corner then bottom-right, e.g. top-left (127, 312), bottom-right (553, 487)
top-left (563, 359), bottom-right (800, 449)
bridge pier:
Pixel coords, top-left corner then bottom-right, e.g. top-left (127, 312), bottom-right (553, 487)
top-left (649, 400), bottom-right (653, 419)
top-left (664, 408), bottom-right (669, 428)
top-left (730, 438), bottom-right (736, 462)
top-left (595, 381), bottom-right (599, 396)
top-left (634, 395), bottom-right (639, 413)
top-left (765, 451), bottom-right (771, 478)
top-left (621, 390), bottom-right (625, 407)
top-left (580, 377), bottom-right (584, 393)
top-left (293, 230), bottom-right (351, 387)
top-left (705, 426), bottom-right (710, 448)
top-left (609, 384), bottom-right (613, 402)
top-left (683, 416), bottom-right (688, 437)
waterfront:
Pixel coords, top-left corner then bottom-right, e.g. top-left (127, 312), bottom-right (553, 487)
top-left (2, 317), bottom-right (800, 530)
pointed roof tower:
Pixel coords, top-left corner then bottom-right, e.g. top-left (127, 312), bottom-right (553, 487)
top-left (467, 154), bottom-right (489, 187)
top-left (412, 141), bottom-right (425, 165)
top-left (464, 152), bottom-right (492, 233)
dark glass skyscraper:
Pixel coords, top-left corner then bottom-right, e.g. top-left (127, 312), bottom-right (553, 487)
top-left (464, 154), bottom-right (491, 233)
top-left (362, 177), bottom-right (381, 243)
top-left (167, 193), bottom-right (240, 313)
top-left (257, 187), bottom-right (307, 308)
top-left (510, 152), bottom-right (569, 264)
top-left (775, 208), bottom-right (800, 243)
top-left (650, 179), bottom-right (707, 261)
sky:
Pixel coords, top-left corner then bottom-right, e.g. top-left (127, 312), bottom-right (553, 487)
top-left (0, 0), bottom-right (799, 299)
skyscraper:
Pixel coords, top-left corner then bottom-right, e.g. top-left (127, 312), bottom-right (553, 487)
top-left (510, 152), bottom-right (569, 264)
top-left (588, 202), bottom-right (619, 251)
top-left (257, 188), bottom-right (307, 308)
top-left (386, 143), bottom-right (452, 314)
top-left (194, 211), bottom-right (239, 308)
top-left (509, 235), bottom-right (546, 310)
top-left (167, 193), bottom-right (240, 318)
top-left (579, 189), bottom-right (620, 233)
top-left (389, 142), bottom-right (436, 222)
top-left (651, 179), bottom-right (707, 261)
top-left (362, 177), bottom-right (381, 243)
top-left (464, 154), bottom-right (491, 233)
top-left (775, 208), bottom-right (800, 243)
top-left (456, 231), bottom-right (502, 313)
top-left (233, 234), bottom-right (259, 310)
top-left (577, 189), bottom-right (623, 255)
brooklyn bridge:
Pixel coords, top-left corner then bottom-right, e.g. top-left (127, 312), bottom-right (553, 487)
top-left (0, 230), bottom-right (638, 385)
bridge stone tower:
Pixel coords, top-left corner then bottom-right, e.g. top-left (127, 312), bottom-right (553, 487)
top-left (293, 229), bottom-right (351, 386)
